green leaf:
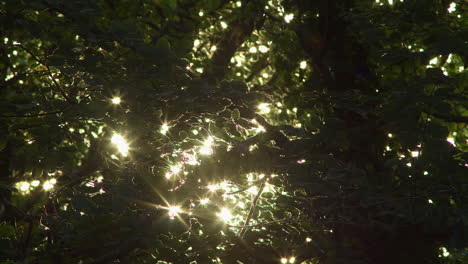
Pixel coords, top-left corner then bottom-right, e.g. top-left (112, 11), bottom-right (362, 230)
top-left (0, 223), bottom-right (15, 238)
top-left (164, 0), bottom-right (177, 10)
top-left (0, 138), bottom-right (6, 152)
top-left (204, 0), bottom-right (221, 11)
top-left (156, 36), bottom-right (172, 52)
top-left (231, 108), bottom-right (240, 120)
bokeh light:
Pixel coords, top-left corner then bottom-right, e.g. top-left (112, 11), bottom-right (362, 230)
top-left (111, 133), bottom-right (129, 157)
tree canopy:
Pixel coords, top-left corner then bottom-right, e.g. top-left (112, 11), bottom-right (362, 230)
top-left (0, 0), bottom-right (467, 263)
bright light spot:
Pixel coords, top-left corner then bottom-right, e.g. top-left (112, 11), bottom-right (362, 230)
top-left (249, 47), bottom-right (257, 53)
top-left (258, 103), bottom-right (271, 114)
top-left (31, 180), bottom-right (40, 187)
top-left (428, 199), bottom-right (433, 204)
top-left (217, 208), bottom-right (233, 222)
top-left (43, 181), bottom-right (54, 191)
top-left (199, 146), bottom-right (213, 155)
top-left (221, 21), bottom-right (228, 29)
top-left (166, 164), bottom-right (182, 179)
top-left (411, 151), bottom-right (419, 157)
top-left (236, 201), bottom-right (245, 209)
top-left (293, 107), bottom-right (298, 113)
top-left (199, 137), bottom-right (214, 155)
top-left (196, 68), bottom-right (204, 73)
top-left (447, 53), bottom-right (453, 63)
top-left (200, 198), bottom-right (209, 205)
top-left (386, 146), bottom-right (391, 151)
top-left (424, 171), bottom-right (429, 175)
top-left (12, 50), bottom-right (18, 56)
top-left (210, 45), bottom-right (217, 52)
top-left (204, 136), bottom-right (214, 146)
top-left (258, 45), bottom-right (269, 53)
top-left (249, 144), bottom-right (258, 152)
top-left (168, 205), bottom-right (182, 219)
top-left (111, 97), bottom-right (121, 104)
top-left (299, 61), bottom-right (307, 69)
top-left (111, 133), bottom-right (129, 157)
top-left (306, 237), bottom-right (312, 242)
top-left (247, 186), bottom-right (258, 195)
top-left (194, 39), bottom-right (200, 47)
top-left (281, 258), bottom-right (288, 264)
top-left (246, 173), bottom-right (255, 182)
top-left (429, 57), bottom-right (438, 65)
top-left (184, 152), bottom-right (199, 166)
top-left (207, 184), bottom-right (218, 192)
top-left (439, 246), bottom-right (450, 257)
top-left (263, 182), bottom-right (275, 192)
top-left (388, 133), bottom-right (393, 138)
top-left (289, 257), bottom-right (296, 263)
top-left (406, 162), bottom-right (412, 167)
top-left (388, 0), bottom-right (393, 5)
top-left (19, 182), bottom-right (30, 192)
top-left (236, 1), bottom-right (242, 7)
top-left (297, 159), bottom-right (306, 164)
top-left (160, 123), bottom-right (170, 135)
top-left (284, 13), bottom-right (294, 23)
top-left (262, 73), bottom-right (269, 78)
top-left (448, 2), bottom-right (456, 13)
top-left (199, 11), bottom-right (204, 16)
top-left (3, 37), bottom-right (8, 43)
top-left (447, 137), bottom-right (455, 146)
top-left (255, 125), bottom-right (266, 133)
top-left (219, 181), bottom-right (230, 191)
top-left (50, 178), bottom-right (57, 184)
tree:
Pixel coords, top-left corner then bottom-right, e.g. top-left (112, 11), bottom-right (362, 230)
top-left (0, 0), bottom-right (466, 263)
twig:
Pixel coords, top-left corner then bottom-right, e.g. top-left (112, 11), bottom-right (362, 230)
top-left (0, 110), bottom-right (65, 118)
top-left (229, 217), bottom-right (291, 229)
top-left (239, 180), bottom-right (266, 238)
top-left (14, 44), bottom-right (76, 104)
top-left (423, 110), bottom-right (468, 123)
top-left (201, 3), bottom-right (266, 83)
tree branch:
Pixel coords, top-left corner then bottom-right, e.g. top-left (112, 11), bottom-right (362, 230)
top-left (0, 110), bottom-right (66, 118)
top-left (239, 180), bottom-right (265, 237)
top-left (14, 44), bottom-right (76, 104)
top-left (201, 3), bottom-right (266, 83)
top-left (425, 111), bottom-right (468, 123)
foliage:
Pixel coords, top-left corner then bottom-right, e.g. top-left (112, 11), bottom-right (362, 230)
top-left (0, 0), bottom-right (467, 263)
